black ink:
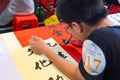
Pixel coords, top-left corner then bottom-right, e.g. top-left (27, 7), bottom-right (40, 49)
top-left (48, 77), bottom-right (54, 80)
top-left (62, 35), bottom-right (72, 46)
top-left (62, 39), bottom-right (68, 45)
top-left (39, 60), bottom-right (52, 67)
top-left (47, 43), bottom-right (57, 47)
top-left (53, 30), bottom-right (62, 37)
top-left (35, 59), bottom-right (52, 70)
top-left (48, 75), bottom-right (64, 80)
top-left (58, 52), bottom-right (67, 59)
top-left (56, 75), bottom-right (64, 80)
top-left (28, 48), bottom-right (34, 56)
top-left (35, 62), bottom-right (42, 70)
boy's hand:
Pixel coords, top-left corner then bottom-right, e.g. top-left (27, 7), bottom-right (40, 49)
top-left (29, 36), bottom-right (49, 54)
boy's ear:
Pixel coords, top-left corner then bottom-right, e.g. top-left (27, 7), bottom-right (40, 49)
top-left (71, 22), bottom-right (83, 33)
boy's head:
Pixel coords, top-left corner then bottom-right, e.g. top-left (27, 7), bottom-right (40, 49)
top-left (56, 0), bottom-right (108, 26)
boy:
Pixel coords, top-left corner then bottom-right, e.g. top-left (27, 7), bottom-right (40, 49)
top-left (29, 0), bottom-right (120, 80)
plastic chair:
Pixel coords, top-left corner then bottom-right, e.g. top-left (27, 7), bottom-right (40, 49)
top-left (13, 14), bottom-right (38, 31)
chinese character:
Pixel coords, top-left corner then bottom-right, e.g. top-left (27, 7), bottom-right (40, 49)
top-left (35, 62), bottom-right (42, 70)
top-left (58, 52), bottom-right (67, 59)
top-left (28, 48), bottom-right (34, 56)
top-left (39, 60), bottom-right (52, 67)
top-left (48, 75), bottom-right (64, 80)
top-left (35, 59), bottom-right (52, 70)
top-left (47, 43), bottom-right (57, 47)
top-left (53, 30), bottom-right (63, 37)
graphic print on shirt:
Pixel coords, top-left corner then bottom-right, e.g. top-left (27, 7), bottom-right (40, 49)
top-left (82, 40), bottom-right (106, 75)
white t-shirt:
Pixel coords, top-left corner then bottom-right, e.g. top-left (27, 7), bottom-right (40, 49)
top-left (8, 0), bottom-right (34, 15)
top-left (118, 0), bottom-right (120, 3)
top-left (107, 13), bottom-right (120, 25)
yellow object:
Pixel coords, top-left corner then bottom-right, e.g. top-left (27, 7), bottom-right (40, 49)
top-left (44, 14), bottom-right (60, 26)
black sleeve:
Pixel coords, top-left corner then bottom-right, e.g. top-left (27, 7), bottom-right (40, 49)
top-left (106, 0), bottom-right (120, 4)
top-left (79, 29), bottom-right (110, 80)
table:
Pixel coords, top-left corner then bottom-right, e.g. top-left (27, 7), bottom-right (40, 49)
top-left (1, 13), bottom-right (120, 64)
top-left (0, 23), bottom-right (82, 80)
top-left (1, 23), bottom-right (82, 62)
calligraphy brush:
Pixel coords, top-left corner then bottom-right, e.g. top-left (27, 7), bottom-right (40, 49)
top-left (63, 35), bottom-right (72, 46)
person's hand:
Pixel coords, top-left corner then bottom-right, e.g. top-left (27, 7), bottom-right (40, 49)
top-left (29, 36), bottom-right (49, 54)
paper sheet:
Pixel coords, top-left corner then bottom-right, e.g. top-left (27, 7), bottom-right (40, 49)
top-left (11, 38), bottom-right (77, 80)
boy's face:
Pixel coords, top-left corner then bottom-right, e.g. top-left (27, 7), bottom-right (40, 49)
top-left (65, 22), bottom-right (85, 41)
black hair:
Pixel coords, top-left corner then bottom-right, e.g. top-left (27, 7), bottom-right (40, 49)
top-left (56, 0), bottom-right (108, 26)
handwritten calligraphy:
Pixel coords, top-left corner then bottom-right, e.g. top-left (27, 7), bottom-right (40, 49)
top-left (53, 30), bottom-right (63, 37)
top-left (27, 48), bottom-right (34, 56)
top-left (48, 75), bottom-right (64, 80)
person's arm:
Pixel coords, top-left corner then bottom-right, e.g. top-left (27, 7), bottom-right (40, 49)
top-left (29, 36), bottom-right (85, 80)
